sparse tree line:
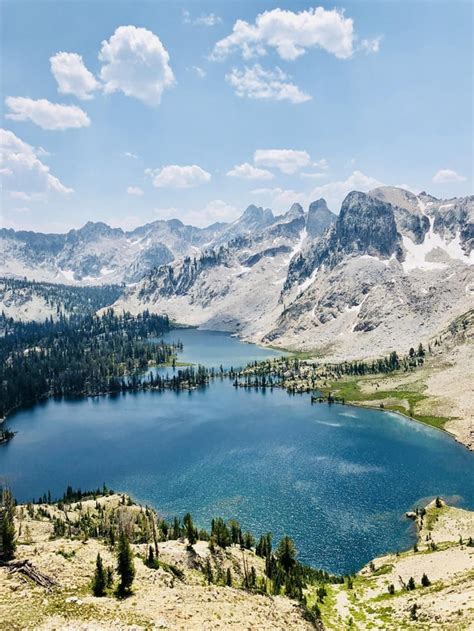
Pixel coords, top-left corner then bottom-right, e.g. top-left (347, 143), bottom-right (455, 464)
top-left (228, 342), bottom-right (431, 395)
top-left (1, 486), bottom-right (343, 621)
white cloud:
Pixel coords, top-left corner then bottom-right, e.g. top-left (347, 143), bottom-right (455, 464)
top-left (127, 186), bottom-right (144, 195)
top-left (50, 52), bottom-right (99, 100)
top-left (123, 151), bottom-right (139, 159)
top-left (0, 128), bottom-right (73, 197)
top-left (308, 170), bottom-right (384, 211)
top-left (250, 186), bottom-right (307, 211)
top-left (254, 149), bottom-right (311, 174)
top-left (5, 97), bottom-right (90, 130)
top-left (251, 170), bottom-right (384, 213)
top-left (199, 199), bottom-right (237, 222)
top-left (9, 191), bottom-right (46, 202)
top-left (193, 66), bottom-right (207, 78)
top-left (432, 168), bottom-right (466, 184)
top-left (155, 199), bottom-right (238, 227)
top-left (226, 64), bottom-right (311, 104)
top-left (300, 172), bottom-right (328, 180)
top-left (183, 10), bottom-right (222, 26)
top-left (195, 13), bottom-right (222, 26)
top-left (227, 162), bottom-right (274, 180)
top-left (360, 37), bottom-right (382, 53)
top-left (147, 164), bottom-right (211, 188)
top-left (99, 26), bottom-right (175, 106)
top-left (213, 7), bottom-right (358, 61)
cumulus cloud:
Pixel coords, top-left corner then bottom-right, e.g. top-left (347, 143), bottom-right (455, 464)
top-left (254, 149), bottom-right (312, 174)
top-left (226, 64), bottom-right (311, 104)
top-left (99, 26), bottom-right (175, 105)
top-left (5, 97), bottom-right (90, 130)
top-left (432, 168), bottom-right (466, 184)
top-left (147, 164), bottom-right (211, 188)
top-left (0, 128), bottom-right (73, 197)
top-left (50, 52), bottom-right (99, 100)
top-left (308, 170), bottom-right (384, 211)
top-left (126, 186), bottom-right (144, 195)
top-left (250, 186), bottom-right (307, 211)
top-left (213, 7), bottom-right (359, 61)
top-left (251, 170), bottom-right (384, 213)
top-left (227, 162), bottom-right (274, 180)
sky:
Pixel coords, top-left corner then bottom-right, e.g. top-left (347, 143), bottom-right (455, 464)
top-left (0, 0), bottom-right (472, 233)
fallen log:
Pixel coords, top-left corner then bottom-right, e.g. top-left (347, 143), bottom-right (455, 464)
top-left (0, 559), bottom-right (56, 590)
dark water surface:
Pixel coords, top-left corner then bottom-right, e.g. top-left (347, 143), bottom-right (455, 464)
top-left (1, 330), bottom-right (473, 574)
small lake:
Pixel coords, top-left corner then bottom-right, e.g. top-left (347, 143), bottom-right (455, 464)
top-left (1, 329), bottom-right (473, 575)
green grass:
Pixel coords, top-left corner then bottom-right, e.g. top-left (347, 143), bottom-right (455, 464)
top-left (321, 375), bottom-right (450, 431)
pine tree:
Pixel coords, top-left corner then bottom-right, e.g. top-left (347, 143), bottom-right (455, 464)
top-left (0, 487), bottom-right (16, 561)
top-left (421, 573), bottom-right (431, 587)
top-left (204, 558), bottom-right (213, 585)
top-left (276, 536), bottom-right (296, 574)
top-left (407, 576), bottom-right (416, 591)
top-left (226, 567), bottom-right (232, 587)
top-left (116, 530), bottom-right (135, 596)
top-left (183, 513), bottom-right (197, 547)
top-left (92, 553), bottom-right (107, 596)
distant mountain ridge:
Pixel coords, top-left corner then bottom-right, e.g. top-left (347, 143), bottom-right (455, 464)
top-left (0, 199), bottom-right (336, 286)
top-left (0, 218), bottom-right (228, 285)
top-left (2, 186), bottom-right (473, 360)
top-left (110, 187), bottom-right (473, 359)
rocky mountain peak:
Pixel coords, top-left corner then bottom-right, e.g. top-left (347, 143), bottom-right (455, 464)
top-left (336, 191), bottom-right (400, 259)
top-left (306, 198), bottom-right (336, 237)
top-left (285, 203), bottom-right (305, 221)
top-left (70, 221), bottom-right (123, 241)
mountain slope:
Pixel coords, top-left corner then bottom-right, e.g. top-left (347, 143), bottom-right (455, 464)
top-left (111, 205), bottom-right (316, 338)
top-left (113, 187), bottom-right (473, 360)
top-left (270, 189), bottom-right (473, 358)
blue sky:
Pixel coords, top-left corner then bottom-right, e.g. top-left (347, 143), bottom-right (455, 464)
top-left (1, 0), bottom-right (472, 232)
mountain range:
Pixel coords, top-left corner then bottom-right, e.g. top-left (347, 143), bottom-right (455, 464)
top-left (2, 186), bottom-right (473, 358)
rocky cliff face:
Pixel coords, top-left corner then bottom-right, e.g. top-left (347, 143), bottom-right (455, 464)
top-left (306, 198), bottom-right (337, 237)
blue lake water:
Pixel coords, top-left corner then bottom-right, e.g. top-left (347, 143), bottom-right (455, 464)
top-left (1, 329), bottom-right (473, 574)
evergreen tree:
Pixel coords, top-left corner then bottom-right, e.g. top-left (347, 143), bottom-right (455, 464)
top-left (204, 558), bottom-right (213, 585)
top-left (0, 487), bottom-right (16, 561)
top-left (92, 553), bottom-right (107, 596)
top-left (226, 567), bottom-right (232, 587)
top-left (421, 573), bottom-right (431, 587)
top-left (183, 513), bottom-right (197, 547)
top-left (407, 576), bottom-right (416, 590)
top-left (276, 536), bottom-right (297, 574)
top-left (116, 530), bottom-right (135, 595)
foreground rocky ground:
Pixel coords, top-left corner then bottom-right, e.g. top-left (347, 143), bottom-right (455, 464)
top-left (1, 495), bottom-right (473, 630)
top-left (0, 495), bottom-right (314, 631)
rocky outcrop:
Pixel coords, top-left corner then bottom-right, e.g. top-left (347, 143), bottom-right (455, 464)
top-left (306, 199), bottom-right (336, 237)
